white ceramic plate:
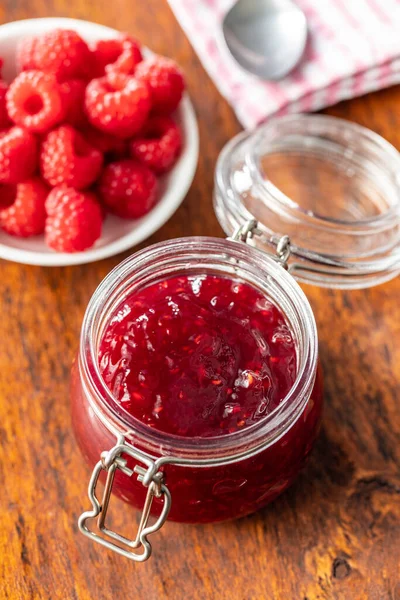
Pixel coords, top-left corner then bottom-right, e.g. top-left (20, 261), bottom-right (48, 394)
top-left (0, 18), bottom-right (199, 266)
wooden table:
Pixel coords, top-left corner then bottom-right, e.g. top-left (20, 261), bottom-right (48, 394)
top-left (1, 2), bottom-right (400, 599)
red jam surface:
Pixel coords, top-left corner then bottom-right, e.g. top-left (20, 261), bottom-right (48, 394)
top-left (98, 275), bottom-right (297, 437)
top-left (72, 273), bottom-right (323, 524)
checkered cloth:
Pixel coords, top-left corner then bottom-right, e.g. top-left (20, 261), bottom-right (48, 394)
top-left (168, 0), bottom-right (400, 128)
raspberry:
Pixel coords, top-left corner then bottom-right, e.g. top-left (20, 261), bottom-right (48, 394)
top-left (60, 79), bottom-right (87, 127)
top-left (91, 35), bottom-right (142, 77)
top-left (85, 74), bottom-right (150, 138)
top-left (45, 187), bottom-right (102, 252)
top-left (135, 56), bottom-right (185, 115)
top-left (22, 29), bottom-right (91, 81)
top-left (17, 36), bottom-right (38, 71)
top-left (82, 125), bottom-right (128, 160)
top-left (6, 70), bottom-right (65, 133)
top-left (98, 159), bottom-right (158, 218)
top-left (40, 125), bottom-right (103, 189)
top-left (0, 126), bottom-right (38, 184)
top-left (0, 178), bottom-right (48, 237)
top-left (130, 116), bottom-right (182, 174)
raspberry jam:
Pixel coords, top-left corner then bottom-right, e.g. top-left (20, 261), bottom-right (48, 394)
top-left (98, 274), bottom-right (297, 438)
top-left (72, 238), bottom-right (323, 526)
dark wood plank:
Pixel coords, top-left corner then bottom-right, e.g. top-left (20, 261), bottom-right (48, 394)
top-left (0, 2), bottom-right (399, 599)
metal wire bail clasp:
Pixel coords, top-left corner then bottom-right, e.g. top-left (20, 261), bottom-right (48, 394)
top-left (230, 219), bottom-right (292, 269)
top-left (78, 435), bottom-right (171, 562)
top-left (231, 219), bottom-right (262, 243)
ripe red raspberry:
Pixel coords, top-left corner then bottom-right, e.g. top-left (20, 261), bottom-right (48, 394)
top-left (60, 79), bottom-right (87, 127)
top-left (0, 178), bottom-right (48, 237)
top-left (45, 187), bottom-right (102, 252)
top-left (6, 70), bottom-right (65, 133)
top-left (40, 125), bottom-right (103, 189)
top-left (130, 116), bottom-right (182, 174)
top-left (82, 125), bottom-right (128, 160)
top-left (135, 56), bottom-right (185, 115)
top-left (0, 126), bottom-right (38, 184)
top-left (91, 35), bottom-right (142, 77)
top-left (85, 74), bottom-right (150, 138)
top-left (17, 36), bottom-right (38, 71)
top-left (20, 29), bottom-right (91, 81)
top-left (98, 159), bottom-right (158, 218)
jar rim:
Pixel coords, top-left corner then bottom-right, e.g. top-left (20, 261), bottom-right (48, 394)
top-left (214, 114), bottom-right (400, 289)
top-left (79, 237), bottom-right (318, 462)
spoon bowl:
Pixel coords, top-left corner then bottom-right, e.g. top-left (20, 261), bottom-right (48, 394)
top-left (222, 0), bottom-right (308, 80)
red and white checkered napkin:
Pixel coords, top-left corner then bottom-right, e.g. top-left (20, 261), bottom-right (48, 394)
top-left (167, 0), bottom-right (400, 129)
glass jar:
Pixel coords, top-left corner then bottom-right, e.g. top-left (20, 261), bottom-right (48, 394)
top-left (72, 237), bottom-right (322, 561)
top-left (73, 114), bottom-right (400, 562)
top-left (214, 114), bottom-right (400, 288)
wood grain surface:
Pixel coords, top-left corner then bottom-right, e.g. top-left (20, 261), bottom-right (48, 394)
top-left (1, 1), bottom-right (400, 599)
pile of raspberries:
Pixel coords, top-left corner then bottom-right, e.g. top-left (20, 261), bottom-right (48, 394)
top-left (0, 29), bottom-right (185, 252)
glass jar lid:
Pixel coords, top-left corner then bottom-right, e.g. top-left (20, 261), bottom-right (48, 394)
top-left (214, 114), bottom-right (400, 288)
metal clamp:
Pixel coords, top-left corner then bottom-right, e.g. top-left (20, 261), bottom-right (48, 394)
top-left (78, 435), bottom-right (171, 562)
top-left (230, 219), bottom-right (292, 269)
top-left (231, 219), bottom-right (262, 243)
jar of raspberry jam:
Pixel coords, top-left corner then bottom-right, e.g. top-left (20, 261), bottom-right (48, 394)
top-left (73, 115), bottom-right (400, 562)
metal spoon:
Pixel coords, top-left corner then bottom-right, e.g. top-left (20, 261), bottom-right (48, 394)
top-left (222, 0), bottom-right (308, 80)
